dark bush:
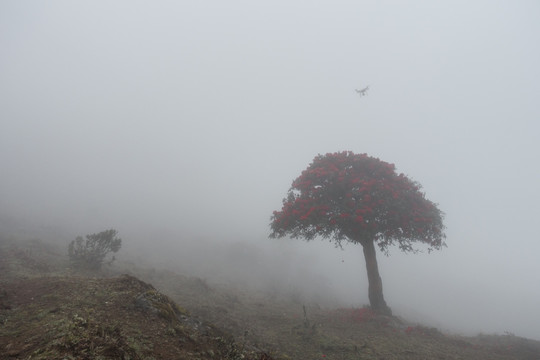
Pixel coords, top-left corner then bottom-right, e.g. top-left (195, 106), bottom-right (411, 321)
top-left (68, 229), bottom-right (122, 271)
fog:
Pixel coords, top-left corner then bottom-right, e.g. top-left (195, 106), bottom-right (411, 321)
top-left (1, 1), bottom-right (539, 340)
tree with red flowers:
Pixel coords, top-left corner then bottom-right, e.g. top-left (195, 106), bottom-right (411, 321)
top-left (270, 151), bottom-right (446, 315)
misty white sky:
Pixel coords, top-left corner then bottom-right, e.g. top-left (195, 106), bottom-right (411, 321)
top-left (1, 1), bottom-right (539, 340)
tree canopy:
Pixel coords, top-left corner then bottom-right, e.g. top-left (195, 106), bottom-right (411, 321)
top-left (270, 151), bottom-right (446, 253)
top-left (270, 151), bottom-right (446, 314)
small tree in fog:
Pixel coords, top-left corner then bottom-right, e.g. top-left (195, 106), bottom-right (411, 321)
top-left (270, 151), bottom-right (446, 315)
top-left (68, 229), bottom-right (122, 271)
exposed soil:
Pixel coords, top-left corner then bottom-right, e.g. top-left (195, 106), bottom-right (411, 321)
top-left (1, 236), bottom-right (540, 360)
top-left (0, 238), bottom-right (271, 360)
top-left (0, 274), bottom-right (272, 360)
top-left (140, 269), bottom-right (540, 360)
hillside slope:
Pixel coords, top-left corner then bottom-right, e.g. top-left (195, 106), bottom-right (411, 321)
top-left (140, 269), bottom-right (540, 360)
top-left (1, 236), bottom-right (539, 360)
top-left (0, 275), bottom-right (268, 359)
top-left (0, 237), bottom-right (271, 360)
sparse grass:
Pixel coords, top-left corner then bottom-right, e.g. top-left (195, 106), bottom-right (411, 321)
top-left (132, 260), bottom-right (540, 360)
top-left (1, 235), bottom-right (539, 360)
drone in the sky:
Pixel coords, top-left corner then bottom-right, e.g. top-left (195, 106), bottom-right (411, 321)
top-left (355, 86), bottom-right (370, 97)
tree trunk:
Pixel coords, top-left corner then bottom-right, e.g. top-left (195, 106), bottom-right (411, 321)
top-left (362, 240), bottom-right (392, 315)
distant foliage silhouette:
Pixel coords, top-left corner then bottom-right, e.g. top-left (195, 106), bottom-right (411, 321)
top-left (68, 229), bottom-right (122, 271)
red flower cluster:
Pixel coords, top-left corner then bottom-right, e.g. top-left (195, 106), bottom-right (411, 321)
top-left (270, 151), bottom-right (445, 252)
top-left (405, 326), bottom-right (415, 334)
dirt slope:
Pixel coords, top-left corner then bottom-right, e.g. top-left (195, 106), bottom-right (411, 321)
top-left (141, 269), bottom-right (540, 360)
top-left (0, 237), bottom-right (271, 359)
top-left (0, 274), bottom-right (272, 360)
top-left (1, 236), bottom-right (540, 360)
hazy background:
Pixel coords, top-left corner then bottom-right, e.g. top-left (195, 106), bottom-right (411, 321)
top-left (1, 1), bottom-right (539, 340)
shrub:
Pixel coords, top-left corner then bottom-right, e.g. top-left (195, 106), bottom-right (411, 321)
top-left (68, 229), bottom-right (122, 271)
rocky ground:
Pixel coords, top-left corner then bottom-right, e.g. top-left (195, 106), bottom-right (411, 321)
top-left (1, 236), bottom-right (539, 360)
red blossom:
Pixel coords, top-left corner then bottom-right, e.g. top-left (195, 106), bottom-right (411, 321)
top-left (405, 326), bottom-right (414, 333)
top-left (270, 151), bottom-right (446, 254)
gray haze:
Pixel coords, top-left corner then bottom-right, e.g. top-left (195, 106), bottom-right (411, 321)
top-left (1, 1), bottom-right (540, 340)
